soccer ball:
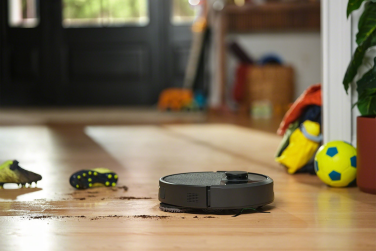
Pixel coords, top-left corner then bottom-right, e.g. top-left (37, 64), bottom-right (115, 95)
top-left (314, 141), bottom-right (357, 187)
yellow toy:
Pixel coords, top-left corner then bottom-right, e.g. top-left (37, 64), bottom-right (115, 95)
top-left (314, 141), bottom-right (357, 187)
top-left (276, 120), bottom-right (322, 174)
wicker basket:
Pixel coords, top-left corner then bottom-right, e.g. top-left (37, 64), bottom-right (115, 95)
top-left (247, 65), bottom-right (294, 117)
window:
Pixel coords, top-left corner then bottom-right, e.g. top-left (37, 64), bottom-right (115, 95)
top-left (62, 0), bottom-right (149, 27)
top-left (8, 0), bottom-right (39, 28)
top-left (172, 0), bottom-right (198, 24)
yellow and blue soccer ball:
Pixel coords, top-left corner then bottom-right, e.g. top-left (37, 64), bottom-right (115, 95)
top-left (314, 141), bottom-right (357, 187)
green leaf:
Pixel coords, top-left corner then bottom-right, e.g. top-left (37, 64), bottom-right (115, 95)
top-left (357, 57), bottom-right (376, 94)
top-left (347, 0), bottom-right (367, 17)
top-left (356, 2), bottom-right (376, 45)
top-left (356, 88), bottom-right (376, 115)
top-left (355, 57), bottom-right (376, 115)
top-left (347, 0), bottom-right (376, 17)
top-left (343, 30), bottom-right (376, 92)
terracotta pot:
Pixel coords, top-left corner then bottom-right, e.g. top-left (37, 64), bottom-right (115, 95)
top-left (357, 116), bottom-right (376, 194)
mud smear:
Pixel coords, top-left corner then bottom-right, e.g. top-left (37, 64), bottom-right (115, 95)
top-left (120, 186), bottom-right (128, 192)
top-left (90, 215), bottom-right (123, 220)
top-left (133, 215), bottom-right (170, 219)
top-left (114, 196), bottom-right (152, 200)
top-left (24, 216), bottom-right (86, 220)
top-left (192, 216), bottom-right (217, 219)
top-left (97, 196), bottom-right (151, 200)
top-left (90, 215), bottom-right (170, 220)
top-left (22, 214), bottom-right (218, 221)
top-left (110, 186), bottom-right (128, 192)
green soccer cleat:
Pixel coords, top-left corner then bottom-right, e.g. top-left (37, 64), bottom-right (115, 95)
top-left (0, 160), bottom-right (42, 188)
top-left (69, 168), bottom-right (118, 189)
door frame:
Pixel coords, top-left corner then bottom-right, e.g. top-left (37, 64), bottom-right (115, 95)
top-left (321, 0), bottom-right (353, 144)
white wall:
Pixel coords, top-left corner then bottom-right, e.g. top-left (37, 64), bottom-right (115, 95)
top-left (227, 33), bottom-right (322, 100)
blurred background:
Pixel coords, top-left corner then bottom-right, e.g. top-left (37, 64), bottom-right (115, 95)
top-left (0, 0), bottom-right (321, 132)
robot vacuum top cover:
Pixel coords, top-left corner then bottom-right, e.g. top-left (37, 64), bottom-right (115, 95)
top-left (159, 171), bottom-right (274, 210)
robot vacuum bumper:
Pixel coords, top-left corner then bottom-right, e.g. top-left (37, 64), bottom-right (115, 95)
top-left (158, 171), bottom-right (274, 211)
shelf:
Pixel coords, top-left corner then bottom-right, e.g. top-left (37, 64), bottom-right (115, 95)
top-left (224, 2), bottom-right (320, 32)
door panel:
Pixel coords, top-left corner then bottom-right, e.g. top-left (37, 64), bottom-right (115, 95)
top-left (0, 0), bottom-right (194, 106)
top-left (69, 47), bottom-right (147, 80)
top-left (172, 43), bottom-right (191, 87)
top-left (168, 0), bottom-right (195, 88)
top-left (59, 0), bottom-right (165, 105)
top-left (1, 0), bottom-right (43, 105)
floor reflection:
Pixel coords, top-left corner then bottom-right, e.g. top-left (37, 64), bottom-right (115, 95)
top-left (0, 187), bottom-right (43, 200)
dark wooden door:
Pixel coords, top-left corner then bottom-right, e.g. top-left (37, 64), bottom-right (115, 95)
top-left (0, 0), bottom-right (45, 106)
top-left (0, 0), bottom-right (193, 106)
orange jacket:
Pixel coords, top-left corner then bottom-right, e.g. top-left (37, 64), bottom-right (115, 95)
top-left (277, 84), bottom-right (322, 136)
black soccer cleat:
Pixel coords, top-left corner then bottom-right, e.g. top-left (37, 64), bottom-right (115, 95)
top-left (69, 168), bottom-right (118, 189)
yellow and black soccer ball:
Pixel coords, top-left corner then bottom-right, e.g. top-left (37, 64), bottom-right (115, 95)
top-left (314, 141), bottom-right (357, 187)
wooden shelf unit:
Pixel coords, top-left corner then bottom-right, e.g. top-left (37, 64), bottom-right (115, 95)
top-left (213, 1), bottom-right (321, 109)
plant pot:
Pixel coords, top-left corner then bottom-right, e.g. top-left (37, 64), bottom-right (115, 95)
top-left (357, 116), bottom-right (376, 194)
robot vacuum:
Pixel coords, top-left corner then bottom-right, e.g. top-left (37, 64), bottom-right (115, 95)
top-left (158, 171), bottom-right (274, 213)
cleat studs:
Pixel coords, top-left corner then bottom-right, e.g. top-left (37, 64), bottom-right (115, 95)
top-left (88, 178), bottom-right (92, 182)
top-left (105, 181), bottom-right (110, 186)
top-left (94, 172), bottom-right (97, 176)
top-left (108, 174), bottom-right (112, 179)
top-left (77, 175), bottom-right (81, 179)
top-left (88, 171), bottom-right (92, 175)
top-left (114, 175), bottom-right (118, 179)
top-left (83, 173), bottom-right (86, 177)
top-left (89, 183), bottom-right (92, 187)
top-left (76, 185), bottom-right (79, 188)
top-left (112, 182), bottom-right (116, 187)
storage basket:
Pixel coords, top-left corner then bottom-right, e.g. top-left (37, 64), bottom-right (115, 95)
top-left (247, 65), bottom-right (294, 117)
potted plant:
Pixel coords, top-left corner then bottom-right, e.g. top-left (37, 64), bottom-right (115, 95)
top-left (344, 0), bottom-right (376, 194)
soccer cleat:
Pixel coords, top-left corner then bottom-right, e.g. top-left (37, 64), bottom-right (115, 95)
top-left (69, 168), bottom-right (118, 189)
top-left (0, 160), bottom-right (42, 188)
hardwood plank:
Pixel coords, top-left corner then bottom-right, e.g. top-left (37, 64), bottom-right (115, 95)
top-left (0, 124), bottom-right (375, 250)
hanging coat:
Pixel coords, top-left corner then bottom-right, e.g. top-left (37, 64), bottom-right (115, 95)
top-left (277, 84), bottom-right (322, 136)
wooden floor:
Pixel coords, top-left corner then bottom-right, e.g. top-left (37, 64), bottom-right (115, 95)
top-left (0, 118), bottom-right (375, 250)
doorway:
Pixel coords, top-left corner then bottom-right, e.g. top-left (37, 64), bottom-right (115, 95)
top-left (0, 0), bottom-right (194, 106)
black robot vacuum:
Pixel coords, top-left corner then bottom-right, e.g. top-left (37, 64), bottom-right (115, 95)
top-left (158, 171), bottom-right (274, 213)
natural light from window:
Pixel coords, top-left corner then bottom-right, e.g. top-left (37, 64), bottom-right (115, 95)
top-left (172, 0), bottom-right (198, 24)
top-left (62, 0), bottom-right (149, 27)
top-left (8, 0), bottom-right (39, 28)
